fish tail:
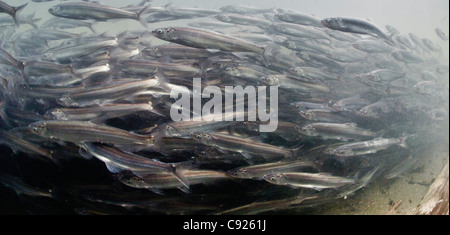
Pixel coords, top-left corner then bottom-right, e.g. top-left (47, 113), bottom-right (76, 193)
top-left (399, 134), bottom-right (410, 148)
top-left (12, 3), bottom-right (28, 26)
top-left (88, 24), bottom-right (97, 34)
top-left (261, 46), bottom-right (270, 67)
top-left (137, 4), bottom-right (151, 28)
top-left (170, 162), bottom-right (194, 189)
top-left (290, 145), bottom-right (304, 159)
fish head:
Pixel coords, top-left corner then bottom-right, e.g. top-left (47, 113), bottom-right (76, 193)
top-left (357, 106), bottom-right (373, 118)
top-left (321, 18), bottom-right (341, 29)
top-left (194, 147), bottom-right (219, 158)
top-left (164, 124), bottom-right (179, 137)
top-left (413, 83), bottom-right (426, 94)
top-left (152, 28), bottom-right (176, 41)
top-left (45, 108), bottom-right (67, 120)
top-left (216, 14), bottom-right (230, 22)
top-left (190, 132), bottom-right (214, 144)
top-left (117, 174), bottom-right (144, 187)
top-left (48, 5), bottom-right (63, 16)
top-left (367, 72), bottom-right (381, 82)
top-left (41, 51), bottom-right (55, 62)
top-left (29, 121), bottom-right (48, 137)
top-left (332, 102), bottom-right (344, 111)
top-left (263, 173), bottom-right (286, 185)
top-left (224, 66), bottom-right (239, 76)
top-left (288, 67), bottom-right (304, 76)
top-left (296, 52), bottom-right (309, 61)
top-left (333, 146), bottom-right (353, 157)
top-left (283, 41), bottom-right (296, 50)
top-left (142, 47), bottom-right (162, 58)
top-left (273, 24), bottom-right (284, 32)
top-left (226, 168), bottom-right (251, 179)
top-left (57, 93), bottom-right (75, 107)
top-left (260, 75), bottom-right (279, 86)
top-left (299, 110), bottom-right (316, 120)
top-left (296, 124), bottom-right (316, 136)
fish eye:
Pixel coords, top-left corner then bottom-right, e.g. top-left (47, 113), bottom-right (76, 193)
top-left (157, 29), bottom-right (163, 34)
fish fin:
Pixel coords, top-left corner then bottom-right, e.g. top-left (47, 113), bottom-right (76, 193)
top-left (240, 152), bottom-right (256, 160)
top-left (311, 187), bottom-right (324, 191)
top-left (261, 46), bottom-right (269, 67)
top-left (88, 23), bottom-right (97, 34)
top-left (399, 135), bottom-right (409, 149)
top-left (104, 162), bottom-right (123, 174)
top-left (137, 4), bottom-right (151, 28)
top-left (172, 169), bottom-right (190, 189)
top-left (290, 146), bottom-right (303, 159)
top-left (147, 188), bottom-right (165, 195)
top-left (178, 185), bottom-right (192, 194)
top-left (78, 146), bottom-right (94, 160)
top-left (12, 3), bottom-right (28, 26)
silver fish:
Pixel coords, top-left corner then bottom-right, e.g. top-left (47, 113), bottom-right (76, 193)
top-left (48, 2), bottom-right (149, 27)
top-left (28, 120), bottom-right (154, 146)
top-left (263, 172), bottom-right (356, 190)
top-left (321, 17), bottom-right (392, 43)
top-left (152, 27), bottom-right (265, 54)
top-left (227, 160), bottom-right (317, 180)
top-left (330, 136), bottom-right (409, 157)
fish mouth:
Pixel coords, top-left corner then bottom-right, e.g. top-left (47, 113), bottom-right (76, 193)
top-left (150, 30), bottom-right (159, 37)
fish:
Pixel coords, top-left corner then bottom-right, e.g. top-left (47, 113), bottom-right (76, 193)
top-left (275, 10), bottom-right (323, 27)
top-left (321, 17), bottom-right (392, 43)
top-left (220, 5), bottom-right (275, 15)
top-left (80, 143), bottom-right (191, 188)
top-left (151, 27), bottom-right (265, 55)
top-left (48, 2), bottom-right (150, 28)
top-left (0, 46), bottom-right (24, 72)
top-left (41, 17), bottom-right (96, 33)
top-left (0, 172), bottom-right (53, 198)
top-left (263, 172), bottom-right (356, 190)
top-left (352, 39), bottom-right (394, 53)
top-left (190, 132), bottom-right (301, 160)
top-left (142, 44), bottom-right (213, 59)
top-left (56, 78), bottom-right (159, 107)
top-left (28, 120), bottom-right (154, 147)
top-left (118, 170), bottom-right (229, 193)
top-left (42, 39), bottom-right (119, 63)
top-left (0, 129), bottom-right (54, 161)
top-left (329, 136), bottom-right (409, 157)
top-left (273, 23), bottom-right (331, 41)
top-left (215, 13), bottom-right (272, 28)
top-left (435, 28), bottom-right (448, 41)
top-left (45, 103), bottom-right (158, 122)
top-left (296, 122), bottom-right (378, 141)
top-left (227, 160), bottom-right (317, 179)
top-left (260, 74), bottom-right (331, 93)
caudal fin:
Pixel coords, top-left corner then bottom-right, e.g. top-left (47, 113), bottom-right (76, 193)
top-left (12, 3), bottom-right (28, 26)
top-left (399, 134), bottom-right (410, 148)
top-left (137, 4), bottom-right (151, 28)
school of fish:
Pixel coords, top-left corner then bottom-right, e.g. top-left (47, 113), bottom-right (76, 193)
top-left (0, 0), bottom-right (449, 215)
